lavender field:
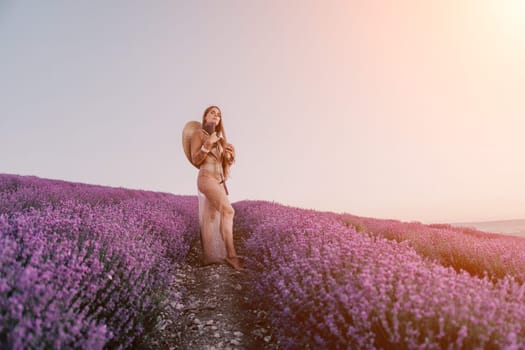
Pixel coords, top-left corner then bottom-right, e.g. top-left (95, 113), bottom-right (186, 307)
top-left (0, 174), bottom-right (199, 349)
top-left (234, 201), bottom-right (525, 349)
top-left (3, 174), bottom-right (525, 349)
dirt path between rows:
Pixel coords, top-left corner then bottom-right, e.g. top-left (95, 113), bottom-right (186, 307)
top-left (142, 234), bottom-right (278, 350)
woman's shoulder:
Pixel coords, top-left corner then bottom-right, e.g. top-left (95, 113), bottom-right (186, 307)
top-left (192, 128), bottom-right (206, 140)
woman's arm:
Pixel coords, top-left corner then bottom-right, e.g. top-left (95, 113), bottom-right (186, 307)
top-left (190, 130), bottom-right (211, 167)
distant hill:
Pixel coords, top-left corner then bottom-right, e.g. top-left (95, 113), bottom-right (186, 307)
top-left (453, 219), bottom-right (525, 237)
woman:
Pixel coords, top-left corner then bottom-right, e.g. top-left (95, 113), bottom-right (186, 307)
top-left (190, 105), bottom-right (242, 270)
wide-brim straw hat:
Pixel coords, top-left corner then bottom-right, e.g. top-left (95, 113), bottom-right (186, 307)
top-left (182, 120), bottom-right (202, 169)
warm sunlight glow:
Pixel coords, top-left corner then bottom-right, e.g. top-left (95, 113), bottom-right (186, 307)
top-left (486, 0), bottom-right (525, 39)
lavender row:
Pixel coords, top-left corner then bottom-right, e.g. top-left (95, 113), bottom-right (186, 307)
top-left (0, 174), bottom-right (196, 216)
top-left (342, 214), bottom-right (525, 282)
top-left (0, 174), bottom-right (198, 349)
top-left (234, 201), bottom-right (525, 349)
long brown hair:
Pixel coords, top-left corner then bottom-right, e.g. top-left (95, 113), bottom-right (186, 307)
top-left (201, 105), bottom-right (232, 179)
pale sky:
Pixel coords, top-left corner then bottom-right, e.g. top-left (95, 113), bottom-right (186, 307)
top-left (1, 0), bottom-right (525, 223)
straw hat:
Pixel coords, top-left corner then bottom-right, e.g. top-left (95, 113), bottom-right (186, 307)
top-left (182, 120), bottom-right (202, 168)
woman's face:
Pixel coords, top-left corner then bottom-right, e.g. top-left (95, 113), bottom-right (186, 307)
top-left (204, 107), bottom-right (221, 126)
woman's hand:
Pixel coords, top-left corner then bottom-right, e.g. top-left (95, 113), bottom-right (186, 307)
top-left (225, 143), bottom-right (235, 153)
top-left (204, 132), bottom-right (220, 149)
top-left (224, 143), bottom-right (235, 163)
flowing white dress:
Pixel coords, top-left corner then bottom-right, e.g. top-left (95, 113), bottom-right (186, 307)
top-left (197, 189), bottom-right (226, 262)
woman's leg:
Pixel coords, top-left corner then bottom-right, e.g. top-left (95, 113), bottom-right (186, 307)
top-left (218, 200), bottom-right (236, 258)
top-left (198, 174), bottom-right (241, 269)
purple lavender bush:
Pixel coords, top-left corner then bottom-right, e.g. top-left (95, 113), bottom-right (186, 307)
top-left (0, 174), bottom-right (198, 349)
top-left (234, 200), bottom-right (525, 349)
top-left (342, 213), bottom-right (525, 283)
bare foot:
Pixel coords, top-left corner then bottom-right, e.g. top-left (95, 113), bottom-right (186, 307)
top-left (225, 256), bottom-right (243, 271)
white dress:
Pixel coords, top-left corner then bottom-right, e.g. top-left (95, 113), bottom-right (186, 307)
top-left (197, 189), bottom-right (227, 262)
